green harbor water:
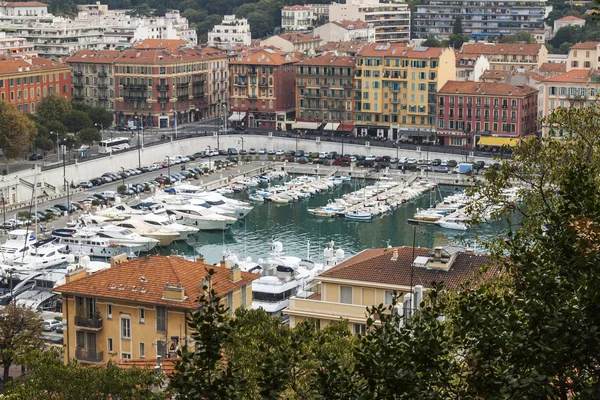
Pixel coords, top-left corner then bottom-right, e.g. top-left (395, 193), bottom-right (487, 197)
top-left (156, 179), bottom-right (506, 265)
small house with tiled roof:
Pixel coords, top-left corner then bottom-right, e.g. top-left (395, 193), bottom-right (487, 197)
top-left (567, 42), bottom-right (600, 71)
top-left (459, 42), bottom-right (548, 71)
top-left (259, 32), bottom-right (323, 54)
top-left (313, 19), bottom-right (375, 44)
top-left (285, 246), bottom-right (493, 332)
top-left (554, 15), bottom-right (586, 33)
top-left (54, 255), bottom-right (258, 365)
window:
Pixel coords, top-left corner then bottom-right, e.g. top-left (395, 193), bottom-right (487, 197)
top-left (140, 342), bottom-right (146, 358)
top-left (139, 308), bottom-right (145, 324)
top-left (241, 285), bottom-right (247, 308)
top-left (227, 292), bottom-right (233, 314)
top-left (121, 353), bottom-right (131, 360)
top-left (76, 331), bottom-right (85, 348)
top-left (353, 324), bottom-right (366, 335)
top-left (106, 304), bottom-right (112, 320)
top-left (156, 306), bottom-right (166, 333)
top-left (340, 286), bottom-right (353, 304)
top-left (107, 338), bottom-right (113, 353)
top-left (121, 317), bottom-right (131, 339)
top-left (385, 290), bottom-right (395, 305)
top-left (157, 340), bottom-right (167, 358)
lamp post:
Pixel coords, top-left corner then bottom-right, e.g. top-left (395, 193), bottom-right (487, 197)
top-left (120, 167), bottom-right (126, 188)
top-left (94, 123), bottom-right (104, 140)
top-left (238, 137), bottom-right (244, 161)
top-left (134, 117), bottom-right (141, 169)
top-left (51, 131), bottom-right (58, 160)
top-left (207, 145), bottom-right (212, 172)
top-left (166, 156), bottom-right (171, 178)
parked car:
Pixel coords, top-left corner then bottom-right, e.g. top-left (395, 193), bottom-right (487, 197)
top-left (77, 181), bottom-right (93, 189)
top-left (56, 323), bottom-right (63, 333)
top-left (42, 320), bottom-right (61, 332)
top-left (447, 160), bottom-right (458, 168)
top-left (365, 155), bottom-right (376, 161)
top-left (295, 150), bottom-right (305, 157)
top-left (434, 166), bottom-right (449, 173)
top-left (218, 150), bottom-right (228, 156)
top-left (267, 149), bottom-right (276, 155)
top-left (282, 156), bottom-right (295, 162)
top-left (431, 158), bottom-right (442, 166)
top-left (116, 125), bottom-right (129, 131)
top-left (90, 178), bottom-right (103, 187)
top-left (333, 157), bottom-right (351, 167)
top-left (258, 148), bottom-right (267, 155)
top-left (249, 148), bottom-right (257, 155)
top-left (239, 150), bottom-right (247, 155)
top-left (29, 153), bottom-right (43, 161)
top-left (0, 219), bottom-right (17, 229)
top-left (44, 208), bottom-right (62, 217)
top-left (227, 148), bottom-right (238, 155)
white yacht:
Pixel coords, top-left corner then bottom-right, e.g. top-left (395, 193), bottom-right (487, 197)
top-left (169, 184), bottom-right (253, 218)
top-left (12, 238), bottom-right (68, 270)
top-left (111, 218), bottom-right (179, 246)
top-left (132, 213), bottom-right (199, 241)
top-left (0, 230), bottom-right (37, 257)
top-left (163, 204), bottom-right (237, 231)
top-left (52, 227), bottom-right (150, 256)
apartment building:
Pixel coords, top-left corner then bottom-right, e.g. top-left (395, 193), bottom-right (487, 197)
top-left (208, 15), bottom-right (251, 50)
top-left (113, 45), bottom-right (213, 128)
top-left (554, 15), bottom-right (585, 33)
top-left (566, 42), bottom-right (600, 71)
top-left (329, 0), bottom-right (410, 43)
top-left (228, 48), bottom-right (299, 130)
top-left (455, 54), bottom-right (490, 82)
top-left (354, 43), bottom-right (456, 141)
top-left (0, 57), bottom-right (70, 113)
top-left (286, 245), bottom-right (491, 331)
top-left (66, 50), bottom-right (120, 111)
top-left (436, 81), bottom-right (538, 148)
top-left (54, 255), bottom-right (257, 364)
top-left (458, 43), bottom-right (548, 71)
top-left (260, 33), bottom-right (323, 54)
top-left (313, 20), bottom-right (375, 43)
top-left (295, 53), bottom-right (355, 132)
top-left (413, 0), bottom-right (547, 40)
top-left (0, 31), bottom-right (35, 58)
top-left (282, 5), bottom-right (313, 32)
top-left (539, 69), bottom-right (600, 137)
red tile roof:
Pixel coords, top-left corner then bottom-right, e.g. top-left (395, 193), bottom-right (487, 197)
top-left (481, 69), bottom-right (510, 81)
top-left (438, 80), bottom-right (538, 96)
top-left (65, 50), bottom-right (121, 64)
top-left (460, 42), bottom-right (543, 56)
top-left (283, 5), bottom-right (310, 10)
top-left (229, 47), bottom-right (299, 65)
top-left (569, 41), bottom-right (599, 50)
top-left (555, 15), bottom-right (585, 22)
top-left (134, 39), bottom-right (186, 51)
top-left (538, 62), bottom-right (567, 73)
top-left (114, 48), bottom-right (210, 64)
top-left (116, 358), bottom-right (178, 377)
top-left (543, 69), bottom-right (593, 83)
top-left (54, 255), bottom-right (258, 310)
top-left (0, 57), bottom-right (68, 75)
top-left (336, 19), bottom-right (369, 30)
top-left (2, 1), bottom-right (48, 6)
top-left (318, 40), bottom-right (365, 55)
top-left (278, 33), bottom-right (322, 44)
top-left (297, 53), bottom-right (355, 67)
top-left (357, 42), bottom-right (445, 58)
top-left (320, 246), bottom-right (494, 290)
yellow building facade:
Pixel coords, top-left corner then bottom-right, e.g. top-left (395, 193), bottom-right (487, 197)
top-left (55, 255), bottom-right (256, 364)
top-left (353, 43), bottom-right (456, 142)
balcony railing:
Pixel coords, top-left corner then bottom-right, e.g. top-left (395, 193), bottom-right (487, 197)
top-left (73, 82), bottom-right (83, 88)
top-left (259, 81), bottom-right (268, 87)
top-left (192, 80), bottom-right (205, 86)
top-left (73, 71), bottom-right (83, 76)
top-left (74, 315), bottom-right (103, 330)
top-left (75, 347), bottom-right (103, 363)
top-left (98, 70), bottom-right (108, 77)
top-left (158, 96), bottom-right (170, 102)
top-left (177, 82), bottom-right (189, 88)
top-left (248, 70), bottom-right (257, 75)
top-left (123, 83), bottom-right (148, 90)
top-left (157, 84), bottom-right (169, 91)
top-left (123, 94), bottom-right (147, 101)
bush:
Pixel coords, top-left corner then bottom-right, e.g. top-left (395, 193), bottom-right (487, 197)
top-left (163, 177), bottom-right (171, 185)
top-left (17, 211), bottom-right (31, 218)
top-left (357, 161), bottom-right (365, 167)
top-left (323, 160), bottom-right (331, 166)
top-left (91, 199), bottom-right (100, 206)
top-left (203, 167), bottom-right (209, 174)
top-left (44, 212), bottom-right (54, 220)
top-left (254, 155), bottom-right (260, 160)
top-left (267, 156), bottom-right (274, 161)
top-left (117, 184), bottom-right (127, 194)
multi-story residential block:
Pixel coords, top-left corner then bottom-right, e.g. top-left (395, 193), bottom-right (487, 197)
top-left (54, 255), bottom-right (257, 364)
top-left (66, 50), bottom-right (120, 111)
top-left (259, 33), bottom-right (323, 54)
top-left (0, 31), bottom-right (35, 58)
top-left (414, 0), bottom-right (547, 40)
top-left (0, 1), bottom-right (50, 21)
top-left (539, 69), bottom-right (600, 137)
top-left (436, 81), bottom-right (538, 148)
top-left (207, 15), bottom-right (251, 50)
top-left (113, 45), bottom-right (214, 128)
top-left (554, 15), bottom-right (585, 33)
top-left (329, 0), bottom-right (410, 43)
top-left (286, 245), bottom-right (491, 330)
top-left (309, 4), bottom-right (329, 25)
top-left (458, 43), bottom-right (548, 72)
top-left (0, 57), bottom-right (70, 113)
top-left (455, 54), bottom-right (489, 82)
top-left (566, 42), bottom-right (599, 71)
top-left (282, 5), bottom-right (314, 32)
top-left (295, 53), bottom-right (355, 132)
top-left (537, 61), bottom-right (566, 77)
top-left (204, 49), bottom-right (230, 118)
top-left (313, 20), bottom-right (375, 43)
top-left (228, 48), bottom-right (298, 131)
top-left (353, 43), bottom-right (455, 142)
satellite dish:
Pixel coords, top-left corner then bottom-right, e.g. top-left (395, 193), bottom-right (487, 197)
top-left (81, 255), bottom-right (91, 266)
top-left (273, 241), bottom-right (283, 253)
top-left (66, 254), bottom-right (75, 264)
top-left (323, 248), bottom-right (332, 258)
top-left (245, 256), bottom-right (252, 262)
top-left (335, 249), bottom-right (345, 260)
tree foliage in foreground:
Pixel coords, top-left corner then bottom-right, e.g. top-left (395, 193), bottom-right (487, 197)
top-left (0, 101), bottom-right (37, 172)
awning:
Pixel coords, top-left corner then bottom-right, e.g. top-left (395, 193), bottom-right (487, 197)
top-left (294, 121), bottom-right (320, 130)
top-left (228, 112), bottom-right (246, 122)
top-left (478, 136), bottom-right (520, 147)
top-left (338, 123), bottom-right (354, 131)
top-left (323, 122), bottom-right (340, 131)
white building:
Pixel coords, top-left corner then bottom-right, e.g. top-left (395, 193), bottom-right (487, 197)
top-left (0, 31), bottom-right (36, 57)
top-left (208, 15), bottom-right (251, 49)
top-left (455, 54), bottom-right (490, 82)
top-left (0, 1), bottom-right (49, 19)
top-left (313, 19), bottom-right (375, 43)
top-left (553, 15), bottom-right (585, 34)
top-left (329, 0), bottom-right (410, 42)
top-left (282, 5), bottom-right (313, 32)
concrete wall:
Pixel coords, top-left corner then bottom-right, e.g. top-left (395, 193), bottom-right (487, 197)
top-left (9, 134), bottom-right (496, 193)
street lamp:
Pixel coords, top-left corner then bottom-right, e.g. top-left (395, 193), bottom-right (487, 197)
top-left (134, 117), bottom-right (142, 169)
top-left (207, 145), bottom-right (212, 172)
top-left (120, 167), bottom-right (126, 188)
top-left (166, 156), bottom-right (171, 178)
top-left (94, 123), bottom-right (104, 141)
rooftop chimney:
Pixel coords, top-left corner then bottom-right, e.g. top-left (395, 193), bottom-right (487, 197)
top-left (229, 263), bottom-right (242, 283)
top-left (163, 282), bottom-right (185, 301)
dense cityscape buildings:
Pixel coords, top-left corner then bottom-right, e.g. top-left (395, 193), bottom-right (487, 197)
top-left (207, 15), bottom-right (252, 50)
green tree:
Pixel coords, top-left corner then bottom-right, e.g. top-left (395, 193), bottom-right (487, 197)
top-left (422, 36), bottom-right (443, 47)
top-left (77, 127), bottom-right (101, 146)
top-left (61, 110), bottom-right (93, 133)
top-left (499, 30), bottom-right (535, 44)
top-left (87, 106), bottom-right (114, 129)
top-left (448, 34), bottom-right (469, 49)
top-left (0, 303), bottom-right (43, 383)
top-left (6, 348), bottom-right (166, 399)
top-left (37, 95), bottom-right (72, 123)
top-left (452, 15), bottom-right (463, 35)
top-left (0, 101), bottom-right (37, 172)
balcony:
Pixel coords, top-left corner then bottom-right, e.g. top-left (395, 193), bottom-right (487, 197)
top-left (123, 83), bottom-right (148, 90)
top-left (75, 347), bottom-right (103, 363)
top-left (73, 70), bottom-right (83, 76)
top-left (248, 94), bottom-right (257, 99)
top-left (73, 93), bottom-right (84, 100)
top-left (177, 82), bottom-right (189, 88)
top-left (157, 84), bottom-right (169, 91)
top-left (98, 83), bottom-right (108, 89)
top-left (192, 79), bottom-right (206, 86)
top-left (73, 82), bottom-right (83, 88)
top-left (193, 92), bottom-right (205, 99)
top-left (158, 96), bottom-right (170, 102)
top-left (123, 94), bottom-right (148, 101)
top-left (259, 81), bottom-right (268, 87)
top-left (248, 69), bottom-right (257, 75)
top-left (98, 70), bottom-right (108, 77)
top-left (287, 297), bottom-right (370, 322)
top-left (74, 315), bottom-right (103, 330)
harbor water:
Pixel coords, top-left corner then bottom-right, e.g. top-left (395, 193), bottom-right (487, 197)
top-left (156, 178), bottom-right (506, 265)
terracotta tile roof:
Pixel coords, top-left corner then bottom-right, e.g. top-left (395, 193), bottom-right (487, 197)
top-left (318, 40), bottom-right (365, 55)
top-left (543, 69), bottom-right (593, 83)
top-left (320, 246), bottom-right (494, 290)
top-left (555, 15), bottom-right (585, 22)
top-left (229, 48), bottom-right (299, 65)
top-left (297, 53), bottom-right (355, 67)
top-left (357, 42), bottom-right (445, 58)
top-left (278, 33), bottom-right (322, 44)
top-left (481, 69), bottom-right (510, 80)
top-left (116, 358), bottom-right (178, 377)
top-left (54, 255), bottom-right (259, 310)
top-left (538, 62), bottom-right (567, 73)
top-left (438, 80), bottom-right (538, 96)
top-left (460, 42), bottom-right (543, 56)
top-left (134, 39), bottom-right (186, 51)
top-left (336, 19), bottom-right (369, 30)
top-left (2, 1), bottom-right (48, 6)
top-left (569, 41), bottom-right (599, 50)
top-left (283, 5), bottom-right (310, 10)
top-left (0, 57), bottom-right (68, 75)
top-left (114, 48), bottom-right (209, 64)
top-left (65, 50), bottom-right (121, 64)
top-left (516, 70), bottom-right (546, 82)
top-left (585, 9), bottom-right (598, 15)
